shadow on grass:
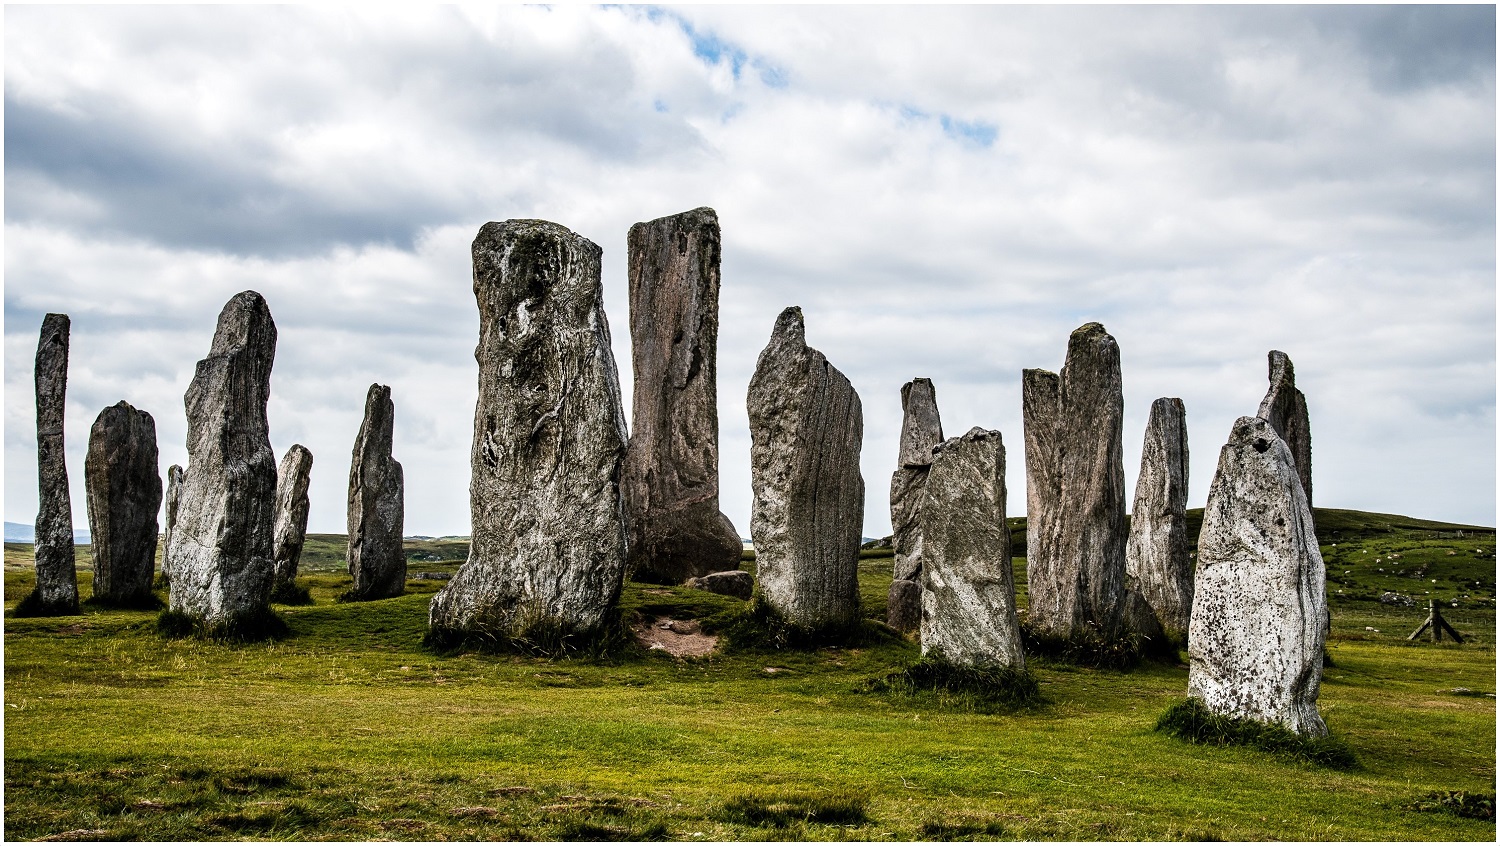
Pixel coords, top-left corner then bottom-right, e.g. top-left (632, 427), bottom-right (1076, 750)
top-left (1019, 620), bottom-right (1178, 671)
top-left (11, 589), bottom-right (80, 618)
top-left (722, 599), bottom-right (901, 652)
top-left (861, 657), bottom-right (1044, 713)
top-left (718, 790), bottom-right (870, 829)
top-left (1153, 697), bottom-right (1357, 769)
top-left (268, 580), bottom-right (314, 606)
top-left (424, 615), bottom-right (635, 662)
top-left (84, 593), bottom-right (166, 612)
top-left (157, 608), bottom-right (289, 643)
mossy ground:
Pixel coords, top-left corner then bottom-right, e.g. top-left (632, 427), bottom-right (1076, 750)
top-left (3, 511), bottom-right (1495, 840)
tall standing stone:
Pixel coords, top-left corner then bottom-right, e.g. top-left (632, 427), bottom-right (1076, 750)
top-left (1188, 416), bottom-right (1328, 736)
top-left (919, 428), bottom-right (1025, 669)
top-left (346, 385), bottom-right (405, 601)
top-left (747, 306), bottom-right (864, 629)
top-left (622, 207), bottom-right (742, 584)
top-left (1257, 350), bottom-right (1312, 507)
top-left (85, 401), bottom-right (162, 606)
top-left (271, 445), bottom-right (313, 593)
top-left (428, 220), bottom-right (629, 640)
top-left (166, 291), bottom-right (278, 629)
top-left (890, 378), bottom-right (943, 583)
top-left (22, 313), bottom-right (79, 616)
top-left (1125, 397), bottom-right (1192, 635)
top-left (1022, 322), bottom-right (1129, 640)
top-left (160, 464), bottom-right (185, 585)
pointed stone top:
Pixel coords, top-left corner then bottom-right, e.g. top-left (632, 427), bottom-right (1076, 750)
top-left (1067, 321), bottom-right (1117, 353)
top-left (1267, 350), bottom-right (1294, 385)
top-left (772, 306), bottom-right (806, 344)
top-left (897, 378), bottom-right (944, 468)
top-left (209, 291), bottom-right (276, 357)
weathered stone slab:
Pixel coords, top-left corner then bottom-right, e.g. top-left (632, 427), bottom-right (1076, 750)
top-left (1188, 415), bottom-right (1328, 736)
top-left (890, 378), bottom-right (943, 582)
top-left (1022, 323), bottom-right (1128, 640)
top-left (687, 569), bottom-right (754, 600)
top-left (161, 464), bottom-right (185, 585)
top-left (85, 401), bottom-right (162, 606)
top-left (1257, 350), bottom-right (1312, 507)
top-left (428, 220), bottom-right (628, 639)
top-left (747, 306), bottom-right (864, 628)
top-left (24, 313), bottom-right (79, 615)
top-left (622, 207), bottom-right (742, 584)
top-left (346, 385), bottom-right (405, 601)
top-left (166, 291), bottom-right (279, 627)
top-left (886, 578), bottom-right (921, 634)
top-left (271, 445), bottom-right (313, 592)
top-left (919, 428), bottom-right (1025, 669)
top-left (1125, 397), bottom-right (1192, 634)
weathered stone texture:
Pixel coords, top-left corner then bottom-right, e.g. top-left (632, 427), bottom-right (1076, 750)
top-left (1188, 415), bottom-right (1328, 737)
top-left (1022, 323), bottom-right (1129, 639)
top-left (27, 313), bottom-right (79, 615)
top-left (429, 220), bottom-right (628, 638)
top-left (887, 579), bottom-right (921, 634)
top-left (272, 445), bottom-right (313, 591)
top-left (161, 464), bottom-right (185, 585)
top-left (747, 307), bottom-right (864, 628)
top-left (687, 570), bottom-right (754, 601)
top-left (622, 207), bottom-right (742, 584)
top-left (166, 291), bottom-right (279, 626)
top-left (919, 428), bottom-right (1025, 669)
top-left (346, 385), bottom-right (406, 601)
top-left (85, 401), bottom-right (162, 606)
top-left (1256, 350), bottom-right (1312, 507)
top-left (890, 378), bottom-right (943, 582)
top-left (1125, 397), bottom-right (1192, 634)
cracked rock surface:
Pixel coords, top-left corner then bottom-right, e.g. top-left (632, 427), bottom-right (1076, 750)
top-left (85, 401), bottom-right (162, 606)
top-left (28, 313), bottom-right (79, 615)
top-left (1125, 397), bottom-right (1192, 635)
top-left (890, 377), bottom-right (943, 583)
top-left (347, 385), bottom-right (405, 601)
top-left (272, 445), bottom-right (314, 592)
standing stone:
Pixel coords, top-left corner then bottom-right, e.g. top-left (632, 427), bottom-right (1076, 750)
top-left (890, 378), bottom-right (943, 583)
top-left (1257, 350), bottom-right (1312, 507)
top-left (1125, 397), bottom-right (1192, 635)
top-left (1022, 322), bottom-right (1129, 640)
top-left (346, 385), bottom-right (405, 601)
top-left (160, 464), bottom-right (185, 585)
top-left (622, 207), bottom-right (742, 584)
top-left (919, 428), bottom-right (1025, 669)
top-left (428, 220), bottom-right (628, 640)
top-left (1188, 416), bottom-right (1328, 736)
top-left (166, 291), bottom-right (278, 629)
top-left (271, 445), bottom-right (313, 593)
top-left (747, 306), bottom-right (864, 629)
top-left (85, 401), bottom-right (162, 606)
top-left (21, 313), bottom-right (79, 616)
top-left (887, 579), bottom-right (921, 634)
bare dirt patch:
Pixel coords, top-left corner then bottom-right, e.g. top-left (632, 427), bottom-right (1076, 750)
top-left (631, 616), bottom-right (718, 658)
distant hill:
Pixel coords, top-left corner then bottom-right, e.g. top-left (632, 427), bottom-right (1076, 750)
top-left (4, 522), bottom-right (89, 544)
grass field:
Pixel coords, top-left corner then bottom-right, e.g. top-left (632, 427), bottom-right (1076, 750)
top-left (4, 509), bottom-right (1494, 841)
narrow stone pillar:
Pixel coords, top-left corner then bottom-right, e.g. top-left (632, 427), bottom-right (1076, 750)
top-left (1125, 397), bottom-right (1192, 635)
top-left (622, 207), bottom-right (742, 584)
top-left (85, 401), bottom-right (162, 606)
top-left (747, 307), bottom-right (864, 629)
top-left (160, 464), bottom-right (185, 585)
top-left (271, 445), bottom-right (313, 593)
top-left (21, 313), bottom-right (80, 616)
top-left (890, 378), bottom-right (943, 583)
top-left (346, 385), bottom-right (405, 601)
top-left (1257, 350), bottom-right (1312, 507)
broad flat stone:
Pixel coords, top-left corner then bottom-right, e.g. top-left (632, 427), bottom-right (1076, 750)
top-left (919, 428), bottom-right (1025, 669)
top-left (271, 445), bottom-right (313, 592)
top-left (886, 578), bottom-right (921, 634)
top-left (346, 385), bottom-right (405, 601)
top-left (429, 220), bottom-right (628, 639)
top-left (1125, 397), bottom-right (1192, 634)
top-left (166, 291), bottom-right (279, 627)
top-left (1188, 416), bottom-right (1328, 737)
top-left (1257, 350), bottom-right (1312, 507)
top-left (890, 378), bottom-right (943, 582)
top-left (25, 313), bottom-right (79, 615)
top-left (1022, 323), bottom-right (1129, 640)
top-left (161, 464), bottom-right (185, 585)
top-left (687, 569), bottom-right (754, 600)
top-left (747, 306), bottom-right (864, 628)
top-left (622, 207), bottom-right (742, 584)
top-left (85, 401), bottom-right (162, 606)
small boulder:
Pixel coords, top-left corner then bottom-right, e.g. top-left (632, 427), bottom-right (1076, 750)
top-left (688, 570), bottom-right (754, 600)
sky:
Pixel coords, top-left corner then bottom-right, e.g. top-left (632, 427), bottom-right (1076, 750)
top-left (5, 5), bottom-right (1495, 539)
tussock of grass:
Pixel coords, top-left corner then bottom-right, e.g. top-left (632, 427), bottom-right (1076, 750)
top-left (723, 598), bottom-right (895, 652)
top-left (718, 791), bottom-right (870, 828)
top-left (921, 817), bottom-right (1009, 840)
top-left (156, 607), bottom-right (289, 642)
top-left (424, 615), bottom-right (633, 661)
top-left (1154, 698), bottom-right (1357, 769)
top-left (83, 593), bottom-right (165, 612)
top-left (1405, 791), bottom-right (1495, 821)
top-left (11, 589), bottom-right (79, 618)
top-left (863, 657), bottom-right (1042, 712)
top-left (268, 580), bottom-right (314, 606)
top-left (1019, 620), bottom-right (1164, 670)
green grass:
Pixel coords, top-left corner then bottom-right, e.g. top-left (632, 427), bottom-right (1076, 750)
top-left (3, 510), bottom-right (1495, 840)
top-left (1154, 697), bottom-right (1358, 769)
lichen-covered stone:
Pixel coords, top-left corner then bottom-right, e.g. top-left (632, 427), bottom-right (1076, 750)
top-left (24, 313), bottom-right (79, 615)
top-left (919, 428), bottom-right (1025, 669)
top-left (428, 220), bottom-right (628, 639)
top-left (622, 207), bottom-right (742, 584)
top-left (687, 569), bottom-right (754, 600)
top-left (887, 579), bottom-right (921, 634)
top-left (1257, 350), bottom-right (1312, 507)
top-left (747, 307), bottom-right (864, 628)
top-left (1188, 416), bottom-right (1328, 737)
top-left (890, 378), bottom-right (943, 582)
top-left (166, 291), bottom-right (278, 627)
top-left (84, 401), bottom-right (162, 606)
top-left (1022, 323), bottom-right (1128, 640)
top-left (1125, 397), bottom-right (1192, 634)
top-left (161, 464), bottom-right (185, 585)
top-left (271, 445), bottom-right (313, 591)
top-left (346, 385), bottom-right (405, 601)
